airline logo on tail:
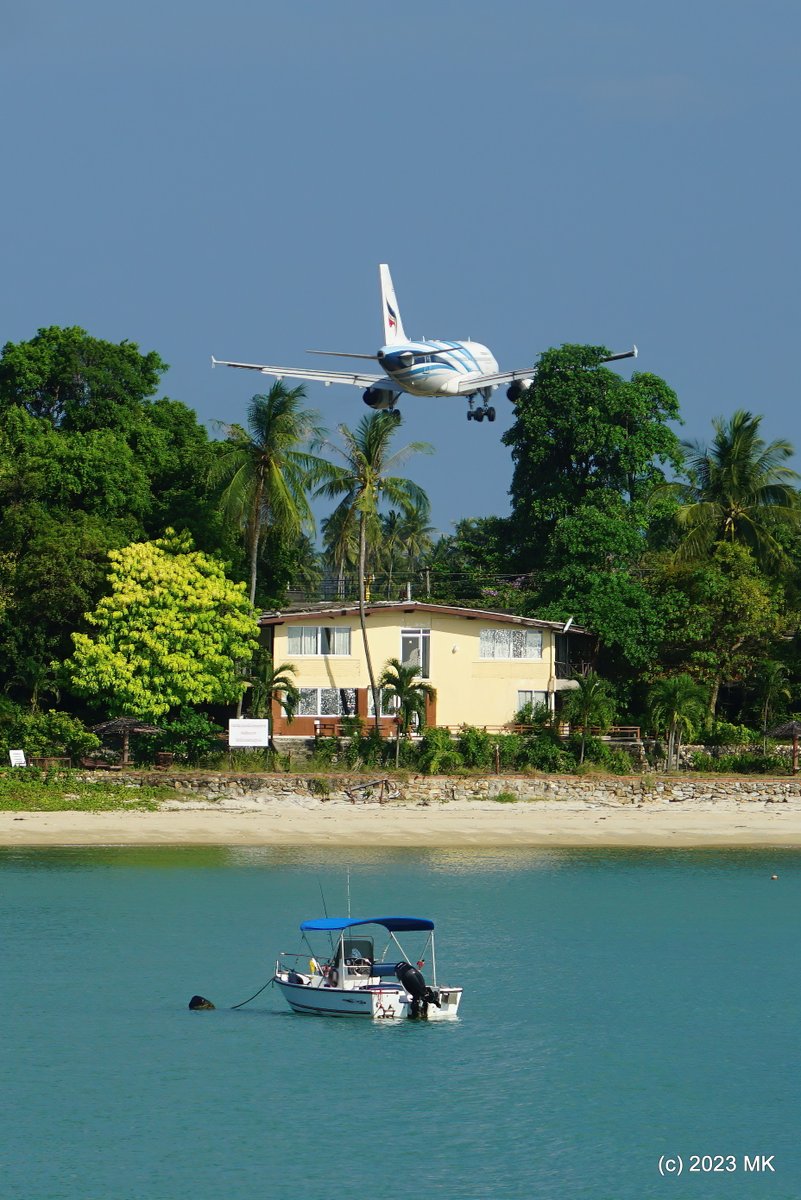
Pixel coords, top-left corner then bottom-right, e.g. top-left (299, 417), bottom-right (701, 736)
top-left (386, 302), bottom-right (397, 330)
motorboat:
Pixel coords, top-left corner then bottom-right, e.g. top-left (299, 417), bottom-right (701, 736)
top-left (273, 915), bottom-right (463, 1019)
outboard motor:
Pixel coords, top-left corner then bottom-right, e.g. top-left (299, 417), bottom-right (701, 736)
top-left (395, 961), bottom-right (441, 1019)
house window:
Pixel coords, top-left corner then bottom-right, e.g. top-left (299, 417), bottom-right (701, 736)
top-left (480, 628), bottom-right (542, 660)
top-left (287, 626), bottom-right (351, 656)
top-left (517, 690), bottom-right (548, 711)
top-left (401, 628), bottom-right (430, 678)
top-left (367, 689), bottom-right (401, 717)
top-left (297, 687), bottom-right (357, 717)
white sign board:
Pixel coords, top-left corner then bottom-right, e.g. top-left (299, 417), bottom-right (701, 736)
top-left (9, 750), bottom-right (27, 767)
top-left (228, 719), bottom-right (271, 748)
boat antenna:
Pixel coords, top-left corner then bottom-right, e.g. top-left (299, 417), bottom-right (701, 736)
top-left (318, 878), bottom-right (335, 954)
top-left (347, 867), bottom-right (351, 918)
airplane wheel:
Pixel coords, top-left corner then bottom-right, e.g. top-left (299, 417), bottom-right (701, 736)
top-left (392, 409), bottom-right (402, 423)
top-left (474, 410), bottom-right (484, 423)
top-left (487, 407), bottom-right (496, 422)
top-left (466, 411), bottom-right (473, 421)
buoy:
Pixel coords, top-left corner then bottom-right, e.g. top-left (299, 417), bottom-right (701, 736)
top-left (188, 994), bottom-right (215, 1010)
top-left (771, 874), bottom-right (779, 881)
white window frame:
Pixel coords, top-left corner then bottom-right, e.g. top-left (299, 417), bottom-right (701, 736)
top-left (480, 627), bottom-right (542, 661)
top-left (287, 626), bottom-right (352, 657)
top-left (296, 687), bottom-right (357, 717)
top-left (516, 689), bottom-right (548, 712)
top-left (367, 689), bottom-right (401, 718)
top-left (400, 628), bottom-right (430, 678)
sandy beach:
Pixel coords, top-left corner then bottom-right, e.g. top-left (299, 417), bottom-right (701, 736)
top-left (3, 798), bottom-right (801, 847)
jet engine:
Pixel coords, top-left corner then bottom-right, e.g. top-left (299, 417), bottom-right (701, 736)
top-left (506, 378), bottom-right (534, 403)
top-left (363, 386), bottom-right (397, 410)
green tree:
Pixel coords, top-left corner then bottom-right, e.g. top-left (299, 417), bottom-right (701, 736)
top-left (378, 657), bottom-right (437, 765)
top-left (671, 410), bottom-right (800, 569)
top-left (504, 345), bottom-right (682, 557)
top-left (757, 660), bottom-right (792, 753)
top-left (655, 542), bottom-right (784, 717)
top-left (379, 510), bottom-right (405, 598)
top-left (427, 516), bottom-right (517, 607)
top-left (321, 503), bottom-right (359, 598)
top-left (210, 383), bottom-right (327, 606)
top-left (0, 326), bottom-right (167, 431)
top-left (647, 674), bottom-right (708, 770)
top-left (64, 529), bottom-right (259, 720)
top-left (315, 413), bottom-right (432, 729)
top-left (501, 345), bottom-right (683, 683)
top-left (247, 648), bottom-right (300, 722)
top-left (560, 671), bottom-right (616, 765)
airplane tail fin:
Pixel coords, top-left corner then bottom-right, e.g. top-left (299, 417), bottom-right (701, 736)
top-left (379, 264), bottom-right (406, 344)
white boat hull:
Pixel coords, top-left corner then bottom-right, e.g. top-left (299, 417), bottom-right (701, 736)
top-left (275, 973), bottom-right (462, 1020)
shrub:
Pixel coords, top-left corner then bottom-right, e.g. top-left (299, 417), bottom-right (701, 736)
top-left (522, 732), bottom-right (574, 773)
top-left (418, 727), bottom-right (463, 775)
top-left (343, 729), bottom-right (388, 768)
top-left (457, 726), bottom-right (495, 769)
top-left (578, 735), bottom-right (634, 775)
top-left (493, 790), bottom-right (518, 803)
top-left (310, 737), bottom-right (339, 766)
top-left (496, 733), bottom-right (525, 770)
top-left (148, 708), bottom-right (224, 765)
top-left (698, 720), bottom-right (761, 747)
top-left (512, 701), bottom-right (552, 728)
top-left (690, 750), bottom-right (788, 775)
top-left (0, 706), bottom-right (100, 762)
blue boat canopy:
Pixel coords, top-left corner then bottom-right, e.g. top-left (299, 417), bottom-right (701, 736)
top-left (300, 916), bottom-right (435, 933)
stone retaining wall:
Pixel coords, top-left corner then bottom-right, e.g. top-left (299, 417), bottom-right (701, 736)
top-left (85, 770), bottom-right (801, 807)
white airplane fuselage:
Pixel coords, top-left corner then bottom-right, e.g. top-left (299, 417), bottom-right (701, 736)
top-left (212, 263), bottom-right (636, 425)
top-left (376, 339), bottom-right (499, 398)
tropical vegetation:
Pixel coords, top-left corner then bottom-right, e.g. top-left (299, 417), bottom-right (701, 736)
top-left (1, 325), bottom-right (800, 774)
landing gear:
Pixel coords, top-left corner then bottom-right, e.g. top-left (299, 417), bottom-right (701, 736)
top-left (466, 398), bottom-right (496, 424)
top-left (389, 408), bottom-right (402, 423)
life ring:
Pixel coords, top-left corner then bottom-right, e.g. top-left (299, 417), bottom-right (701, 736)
top-left (328, 967), bottom-right (339, 988)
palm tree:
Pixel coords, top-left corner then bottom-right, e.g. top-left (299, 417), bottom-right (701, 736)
top-left (380, 509), bottom-right (405, 598)
top-left (210, 383), bottom-right (327, 606)
top-left (399, 498), bottom-right (435, 581)
top-left (315, 413), bottom-right (433, 729)
top-left (670, 410), bottom-right (800, 568)
top-left (647, 674), bottom-right (708, 770)
top-left (247, 647), bottom-right (300, 723)
top-left (321, 504), bottom-right (359, 598)
top-left (379, 657), bottom-right (437, 765)
top-left (758, 660), bottom-right (791, 754)
top-left (561, 671), bottom-right (616, 765)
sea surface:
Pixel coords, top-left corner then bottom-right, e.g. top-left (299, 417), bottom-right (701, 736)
top-left (3, 845), bottom-right (801, 1199)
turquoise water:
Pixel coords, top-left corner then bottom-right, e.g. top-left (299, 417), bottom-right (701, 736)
top-left (4, 846), bottom-right (801, 1199)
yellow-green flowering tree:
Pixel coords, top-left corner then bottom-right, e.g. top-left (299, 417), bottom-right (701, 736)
top-left (65, 529), bottom-right (259, 719)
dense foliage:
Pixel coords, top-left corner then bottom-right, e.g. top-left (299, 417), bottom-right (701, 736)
top-left (1, 324), bottom-right (799, 772)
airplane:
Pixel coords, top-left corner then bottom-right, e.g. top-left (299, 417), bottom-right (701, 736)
top-left (212, 264), bottom-right (637, 425)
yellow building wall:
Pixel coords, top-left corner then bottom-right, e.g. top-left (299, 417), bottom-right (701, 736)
top-left (271, 610), bottom-right (556, 728)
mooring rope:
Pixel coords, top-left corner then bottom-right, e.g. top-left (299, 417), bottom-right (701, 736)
top-left (230, 977), bottom-right (275, 1010)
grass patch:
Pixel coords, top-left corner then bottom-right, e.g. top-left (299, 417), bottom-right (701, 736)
top-left (0, 768), bottom-right (170, 811)
top-left (493, 791), bottom-right (520, 803)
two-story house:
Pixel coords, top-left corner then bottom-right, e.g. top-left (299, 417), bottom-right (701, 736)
top-left (259, 601), bottom-right (591, 735)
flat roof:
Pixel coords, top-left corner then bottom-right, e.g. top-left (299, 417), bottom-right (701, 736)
top-left (258, 600), bottom-right (589, 635)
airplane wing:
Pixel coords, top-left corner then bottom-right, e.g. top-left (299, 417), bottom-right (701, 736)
top-left (455, 347), bottom-right (638, 393)
top-left (211, 357), bottom-right (382, 388)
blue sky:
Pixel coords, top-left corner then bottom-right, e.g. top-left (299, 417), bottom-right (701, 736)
top-left (3, 0), bottom-right (800, 537)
